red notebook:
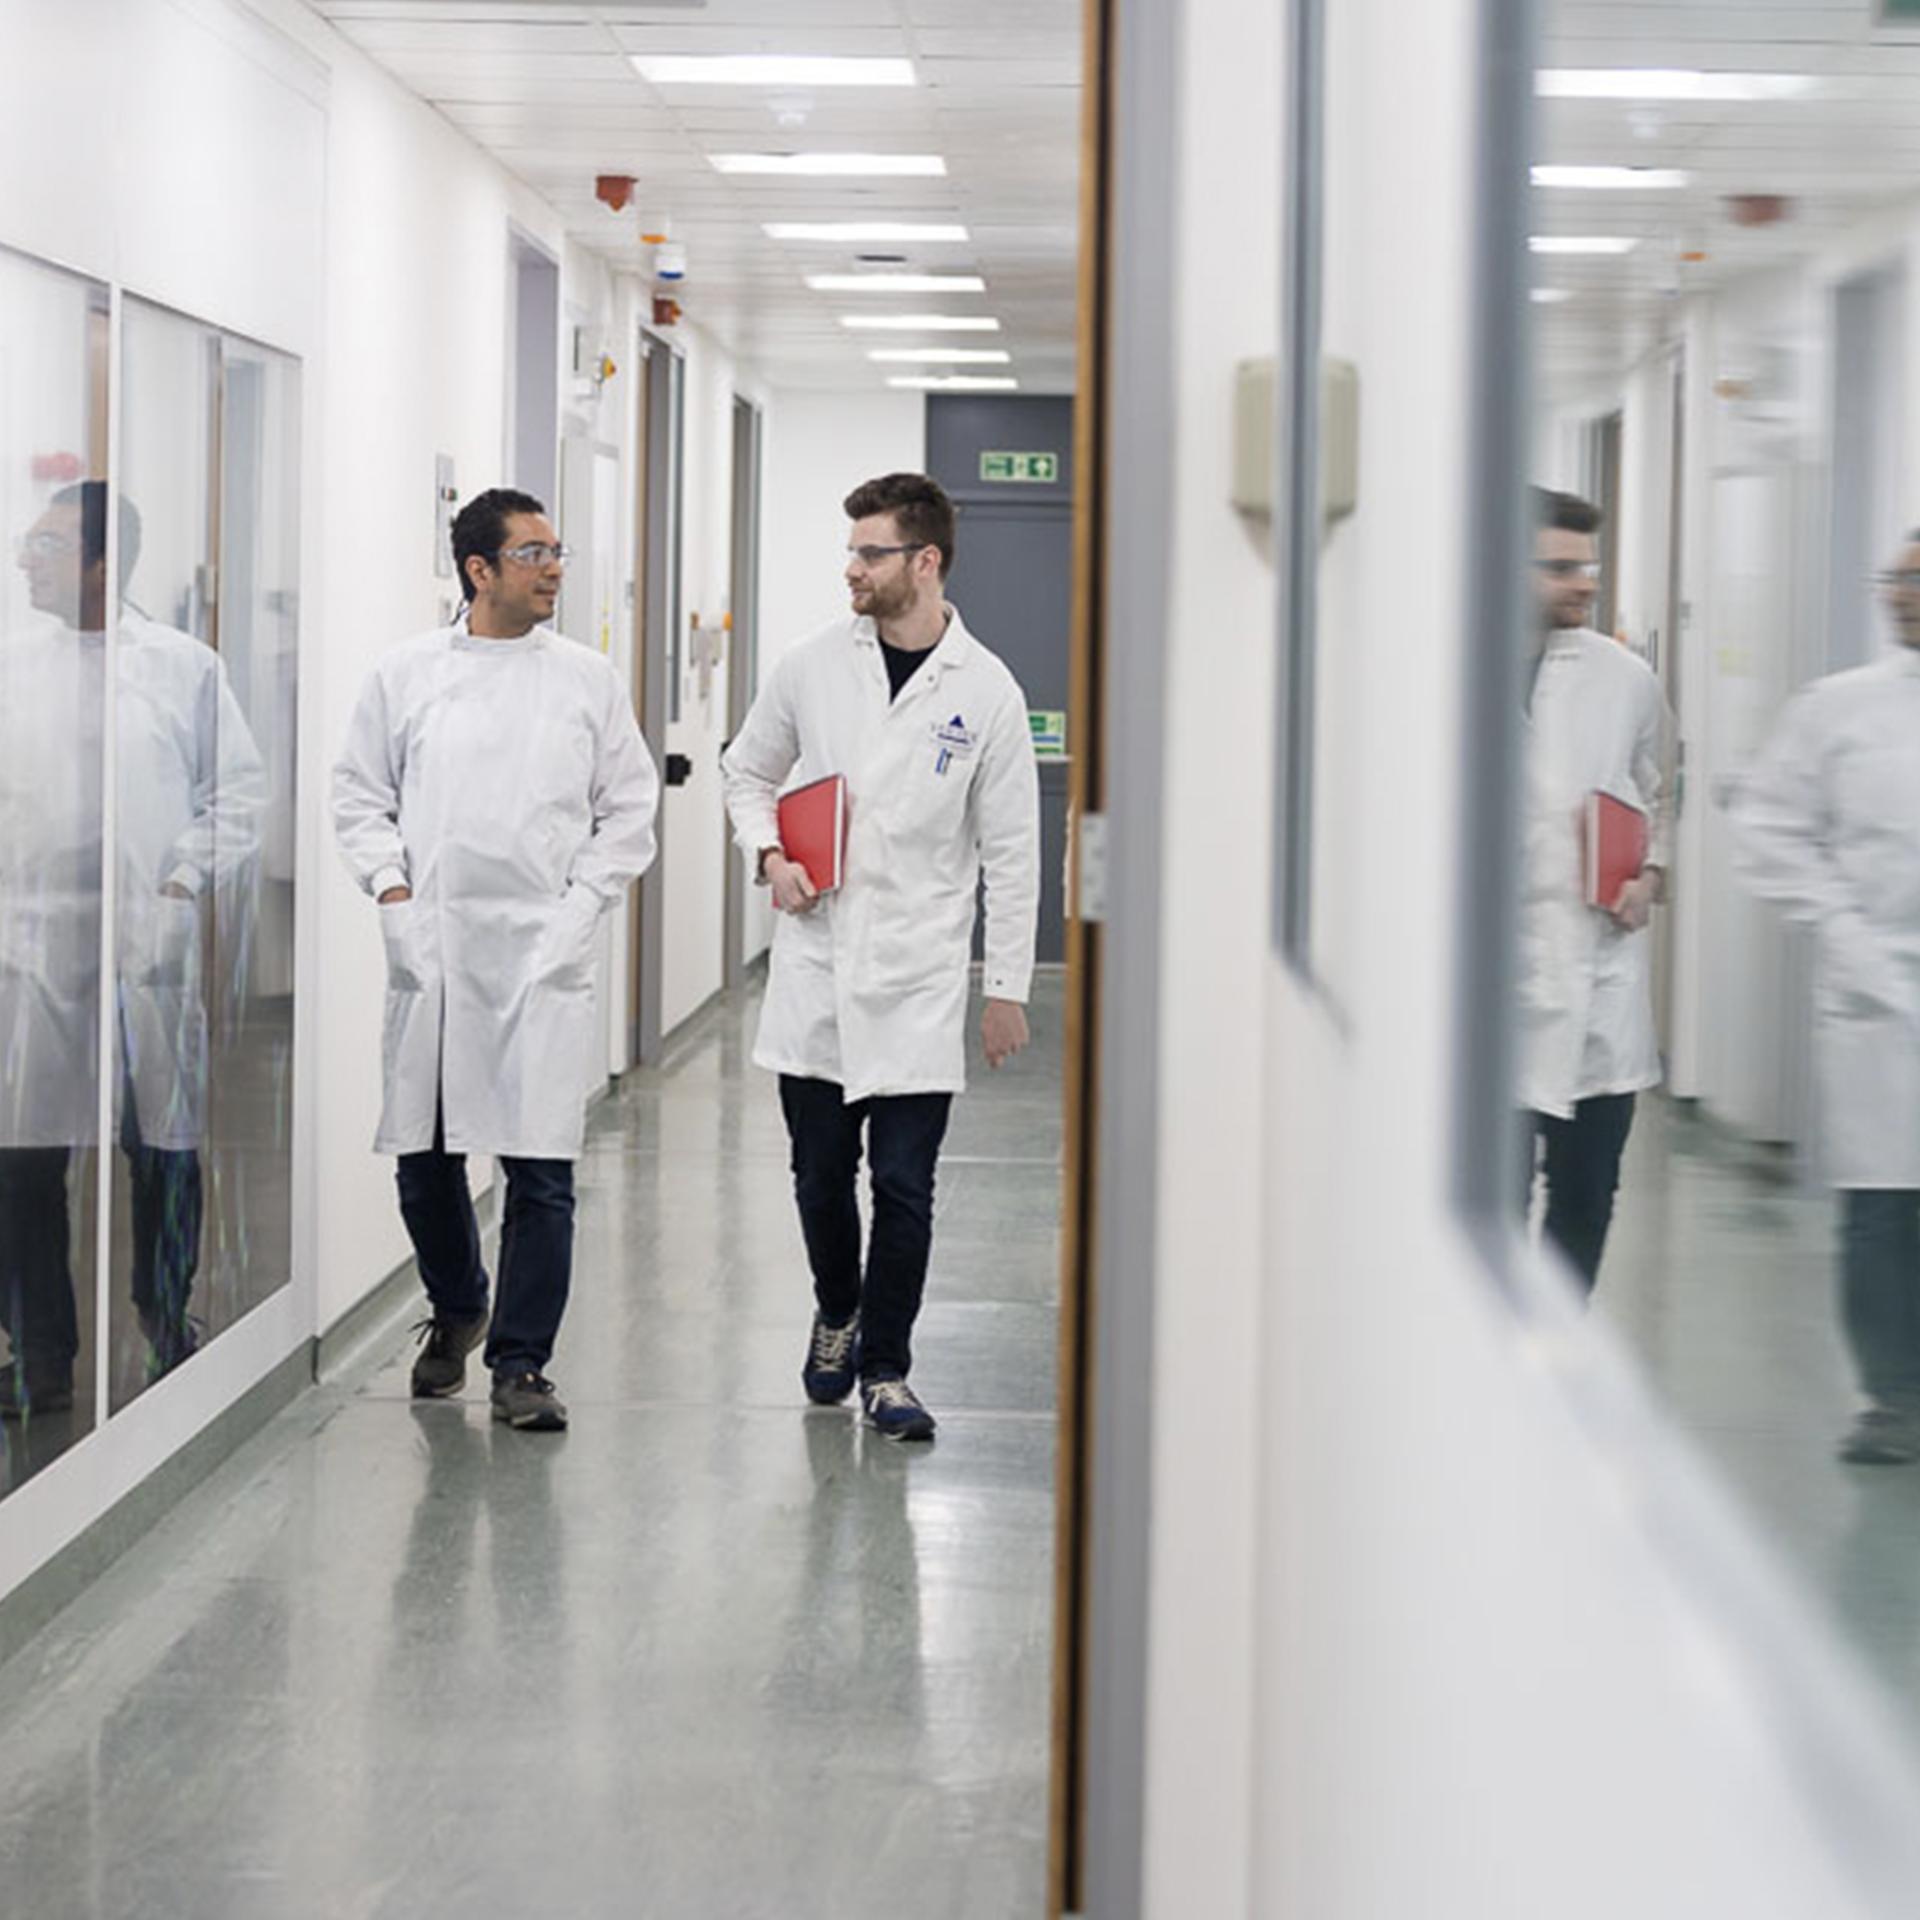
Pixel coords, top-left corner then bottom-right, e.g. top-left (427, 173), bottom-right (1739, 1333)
top-left (777, 774), bottom-right (848, 894)
top-left (1585, 790), bottom-right (1649, 911)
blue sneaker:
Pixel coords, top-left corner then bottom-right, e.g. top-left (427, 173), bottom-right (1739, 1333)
top-left (861, 1375), bottom-right (936, 1442)
top-left (802, 1312), bottom-right (861, 1405)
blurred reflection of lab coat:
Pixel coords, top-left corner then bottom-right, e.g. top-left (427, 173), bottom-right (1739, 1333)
top-left (0, 609), bottom-right (263, 1153)
top-left (1734, 651), bottom-right (1920, 1188)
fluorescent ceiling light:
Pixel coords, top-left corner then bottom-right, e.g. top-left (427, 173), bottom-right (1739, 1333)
top-left (841, 314), bottom-right (1002, 332)
top-left (1532, 165), bottom-right (1689, 190)
top-left (767, 222), bottom-right (969, 243)
top-left (634, 55), bottom-right (916, 88)
top-left (888, 376), bottom-right (1021, 392)
top-left (808, 273), bottom-right (987, 294)
top-left (1529, 236), bottom-right (1640, 255)
top-left (1532, 289), bottom-right (1574, 304)
top-left (1536, 69), bottom-right (1816, 102)
top-left (868, 347), bottom-right (1012, 364)
top-left (710, 153), bottom-right (946, 177)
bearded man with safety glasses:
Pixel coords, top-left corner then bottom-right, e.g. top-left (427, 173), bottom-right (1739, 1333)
top-left (333, 488), bottom-right (659, 1431)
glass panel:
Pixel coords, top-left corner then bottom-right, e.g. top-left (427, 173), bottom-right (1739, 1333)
top-left (109, 300), bottom-right (295, 1410)
top-left (0, 247), bottom-right (110, 1483)
top-left (1518, 0), bottom-right (1920, 1738)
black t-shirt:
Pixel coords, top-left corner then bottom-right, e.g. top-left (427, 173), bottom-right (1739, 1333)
top-left (880, 636), bottom-right (940, 701)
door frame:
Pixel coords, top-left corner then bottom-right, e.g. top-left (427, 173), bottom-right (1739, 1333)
top-left (630, 328), bottom-right (682, 1068)
top-left (723, 394), bottom-right (763, 994)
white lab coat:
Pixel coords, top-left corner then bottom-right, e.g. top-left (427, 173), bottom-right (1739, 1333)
top-left (332, 623), bottom-right (658, 1160)
top-left (721, 611), bottom-right (1040, 1100)
top-left (1518, 628), bottom-right (1674, 1119)
top-left (1732, 649), bottom-right (1920, 1189)
top-left (0, 611), bottom-right (264, 1152)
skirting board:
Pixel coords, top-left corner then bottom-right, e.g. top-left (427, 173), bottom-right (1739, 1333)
top-left (0, 1342), bottom-right (312, 1671)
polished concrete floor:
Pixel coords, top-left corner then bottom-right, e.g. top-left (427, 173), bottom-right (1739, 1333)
top-left (1598, 1097), bottom-right (1920, 1731)
top-left (0, 973), bottom-right (1063, 1920)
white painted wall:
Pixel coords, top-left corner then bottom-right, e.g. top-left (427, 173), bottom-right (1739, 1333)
top-left (0, 0), bottom-right (759, 1610)
top-left (741, 389), bottom-right (926, 962)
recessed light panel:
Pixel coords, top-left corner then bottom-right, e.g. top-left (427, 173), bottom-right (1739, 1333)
top-left (1529, 236), bottom-right (1640, 255)
top-left (841, 315), bottom-right (1002, 332)
top-left (808, 274), bottom-right (987, 294)
top-left (1536, 69), bottom-right (1816, 102)
top-left (767, 223), bottom-right (969, 243)
top-left (634, 56), bottom-right (917, 88)
top-left (888, 376), bottom-right (1021, 392)
top-left (1532, 165), bottom-right (1689, 190)
top-left (710, 153), bottom-right (947, 177)
top-left (868, 347), bottom-right (1012, 364)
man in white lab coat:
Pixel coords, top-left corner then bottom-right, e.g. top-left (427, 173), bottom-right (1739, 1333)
top-left (722, 473), bottom-right (1040, 1441)
top-left (1519, 488), bottom-right (1674, 1294)
top-left (1734, 534), bottom-right (1920, 1464)
top-left (0, 483), bottom-right (264, 1420)
top-left (333, 489), bottom-right (658, 1431)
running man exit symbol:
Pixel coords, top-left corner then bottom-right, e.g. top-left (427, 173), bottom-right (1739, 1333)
top-left (979, 451), bottom-right (1059, 484)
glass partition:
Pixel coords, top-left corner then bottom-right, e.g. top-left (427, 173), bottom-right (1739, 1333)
top-left (1507, 0), bottom-right (1920, 1744)
top-left (0, 248), bottom-right (111, 1486)
top-left (110, 299), bottom-right (297, 1412)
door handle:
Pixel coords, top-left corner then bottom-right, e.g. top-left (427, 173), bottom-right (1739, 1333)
top-left (665, 752), bottom-right (694, 787)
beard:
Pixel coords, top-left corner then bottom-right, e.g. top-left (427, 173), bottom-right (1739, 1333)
top-left (855, 576), bottom-right (914, 623)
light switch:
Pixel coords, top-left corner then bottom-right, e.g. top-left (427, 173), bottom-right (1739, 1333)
top-left (1232, 357), bottom-right (1277, 516)
top-left (1232, 355), bottom-right (1361, 530)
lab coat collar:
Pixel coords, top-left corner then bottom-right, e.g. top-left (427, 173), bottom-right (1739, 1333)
top-left (452, 619), bottom-right (549, 655)
top-left (852, 605), bottom-right (977, 676)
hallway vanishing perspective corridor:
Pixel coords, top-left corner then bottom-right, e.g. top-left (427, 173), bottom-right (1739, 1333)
top-left (0, 976), bottom-right (1063, 1920)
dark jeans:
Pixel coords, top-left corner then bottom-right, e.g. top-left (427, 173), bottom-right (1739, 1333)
top-left (1521, 1093), bottom-right (1638, 1295)
top-left (1841, 1190), bottom-right (1920, 1410)
top-left (779, 1074), bottom-right (952, 1382)
top-left (396, 1111), bottom-right (575, 1377)
top-left (0, 1132), bottom-right (202, 1378)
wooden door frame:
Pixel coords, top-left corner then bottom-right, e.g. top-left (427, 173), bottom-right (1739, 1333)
top-left (1049, 0), bottom-right (1117, 1910)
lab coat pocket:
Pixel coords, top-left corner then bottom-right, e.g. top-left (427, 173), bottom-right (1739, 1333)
top-left (130, 894), bottom-right (202, 989)
top-left (379, 899), bottom-right (425, 993)
top-left (537, 888), bottom-right (601, 993)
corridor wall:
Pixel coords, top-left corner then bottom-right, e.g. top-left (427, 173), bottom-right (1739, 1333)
top-left (0, 0), bottom-right (774, 1617)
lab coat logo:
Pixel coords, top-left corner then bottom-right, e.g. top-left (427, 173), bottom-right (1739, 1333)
top-left (931, 714), bottom-right (974, 776)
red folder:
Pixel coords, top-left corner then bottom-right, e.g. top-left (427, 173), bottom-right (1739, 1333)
top-left (776, 774), bottom-right (848, 894)
top-left (1585, 790), bottom-right (1649, 911)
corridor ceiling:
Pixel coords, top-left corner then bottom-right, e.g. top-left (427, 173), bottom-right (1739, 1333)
top-left (1537, 0), bottom-right (1920, 384)
top-left (311, 0), bottom-right (1082, 392)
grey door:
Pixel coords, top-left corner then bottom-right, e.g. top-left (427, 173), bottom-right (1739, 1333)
top-left (927, 395), bottom-right (1074, 964)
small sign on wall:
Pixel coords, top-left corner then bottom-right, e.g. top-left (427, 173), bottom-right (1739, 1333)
top-left (980, 450), bottom-right (1060, 485)
top-left (1029, 710), bottom-right (1068, 758)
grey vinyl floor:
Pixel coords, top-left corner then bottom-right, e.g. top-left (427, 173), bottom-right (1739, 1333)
top-left (0, 973), bottom-right (1064, 1920)
top-left (1599, 1096), bottom-right (1920, 1732)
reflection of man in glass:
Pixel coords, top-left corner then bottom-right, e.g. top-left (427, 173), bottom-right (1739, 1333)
top-left (1735, 535), bottom-right (1920, 1465)
top-left (0, 482), bottom-right (263, 1416)
top-left (1518, 489), bottom-right (1673, 1295)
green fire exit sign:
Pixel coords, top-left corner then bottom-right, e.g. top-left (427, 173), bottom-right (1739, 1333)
top-left (980, 450), bottom-right (1059, 484)
top-left (1878, 0), bottom-right (1920, 21)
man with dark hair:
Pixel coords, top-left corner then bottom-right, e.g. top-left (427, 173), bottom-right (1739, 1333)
top-left (1518, 486), bottom-right (1674, 1294)
top-left (0, 482), bottom-right (264, 1417)
top-left (721, 471), bottom-right (1040, 1442)
top-left (333, 488), bottom-right (659, 1431)
top-left (1735, 532), bottom-right (1920, 1463)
